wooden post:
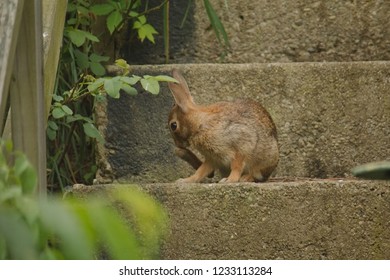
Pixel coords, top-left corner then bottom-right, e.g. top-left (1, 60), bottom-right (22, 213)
top-left (42, 0), bottom-right (68, 119)
top-left (0, 0), bottom-right (24, 134)
top-left (9, 0), bottom-right (47, 197)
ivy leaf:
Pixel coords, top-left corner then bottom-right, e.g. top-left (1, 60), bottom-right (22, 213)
top-left (137, 24), bottom-right (158, 43)
top-left (141, 78), bottom-right (160, 95)
top-left (83, 123), bottom-right (104, 144)
top-left (138, 15), bottom-right (147, 25)
top-left (107, 10), bottom-right (123, 34)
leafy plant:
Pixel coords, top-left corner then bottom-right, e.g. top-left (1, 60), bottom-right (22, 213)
top-left (47, 1), bottom-right (176, 191)
top-left (203, 0), bottom-right (230, 50)
top-left (0, 140), bottom-right (168, 259)
top-left (48, 0), bottom-right (229, 191)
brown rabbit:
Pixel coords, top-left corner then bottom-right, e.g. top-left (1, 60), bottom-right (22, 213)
top-left (168, 69), bottom-right (279, 183)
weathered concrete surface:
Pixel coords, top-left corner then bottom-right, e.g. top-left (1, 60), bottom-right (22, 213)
top-left (95, 62), bottom-right (390, 183)
top-left (125, 0), bottom-right (390, 64)
top-left (72, 179), bottom-right (390, 259)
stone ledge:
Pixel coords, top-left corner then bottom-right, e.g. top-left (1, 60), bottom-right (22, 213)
top-left (72, 179), bottom-right (390, 259)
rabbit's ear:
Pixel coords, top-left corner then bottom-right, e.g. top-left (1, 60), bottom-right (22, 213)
top-left (168, 69), bottom-right (195, 112)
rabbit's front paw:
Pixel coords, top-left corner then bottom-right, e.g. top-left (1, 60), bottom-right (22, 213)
top-left (176, 177), bottom-right (193, 183)
top-left (219, 177), bottom-right (240, 183)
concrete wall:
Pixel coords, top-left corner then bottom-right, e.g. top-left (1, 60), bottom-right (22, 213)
top-left (72, 180), bottom-right (390, 259)
top-left (125, 0), bottom-right (390, 64)
top-left (95, 62), bottom-right (390, 184)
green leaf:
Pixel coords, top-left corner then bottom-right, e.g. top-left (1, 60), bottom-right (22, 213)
top-left (152, 75), bottom-right (179, 83)
top-left (104, 79), bottom-right (121, 98)
top-left (138, 15), bottom-right (147, 25)
top-left (19, 166), bottom-right (37, 195)
top-left (107, 10), bottom-right (123, 34)
top-left (77, 5), bottom-right (90, 17)
top-left (121, 84), bottom-right (138, 96)
top-left (203, 0), bottom-right (230, 48)
top-left (0, 187), bottom-right (22, 203)
top-left (52, 108), bottom-right (66, 119)
top-left (83, 123), bottom-right (104, 144)
top-left (141, 78), bottom-right (160, 95)
top-left (0, 211), bottom-right (38, 259)
top-left (87, 78), bottom-right (104, 92)
top-left (0, 236), bottom-right (6, 259)
top-left (67, 18), bottom-right (77, 26)
top-left (48, 120), bottom-right (58, 130)
top-left (133, 21), bottom-right (142, 29)
top-left (144, 24), bottom-right (158, 43)
top-left (14, 155), bottom-right (37, 194)
top-left (52, 95), bottom-right (64, 102)
top-left (115, 58), bottom-right (130, 69)
top-left (110, 188), bottom-right (168, 258)
top-left (66, 114), bottom-right (90, 123)
top-left (39, 200), bottom-right (95, 260)
top-left (89, 53), bottom-right (110, 63)
top-left (82, 31), bottom-right (100, 43)
top-left (66, 28), bottom-right (86, 47)
top-left (352, 161), bottom-right (390, 180)
top-left (138, 24), bottom-right (158, 43)
top-left (119, 76), bottom-right (140, 85)
top-left (85, 200), bottom-right (140, 259)
top-left (47, 127), bottom-right (57, 141)
top-left (67, 3), bottom-right (77, 12)
top-left (129, 11), bottom-right (138, 17)
top-left (90, 4), bottom-right (115, 16)
top-left (90, 62), bottom-right (106, 76)
top-left (61, 105), bottom-right (73, 116)
top-left (74, 49), bottom-right (89, 70)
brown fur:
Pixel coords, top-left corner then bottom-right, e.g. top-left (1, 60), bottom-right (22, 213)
top-left (168, 69), bottom-right (279, 183)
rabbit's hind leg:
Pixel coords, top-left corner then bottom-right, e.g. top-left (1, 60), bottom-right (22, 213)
top-left (239, 174), bottom-right (255, 182)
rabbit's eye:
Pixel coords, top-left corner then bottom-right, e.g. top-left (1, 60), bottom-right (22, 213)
top-left (170, 121), bottom-right (178, 131)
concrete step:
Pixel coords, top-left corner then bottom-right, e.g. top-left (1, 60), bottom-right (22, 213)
top-left (126, 0), bottom-right (390, 64)
top-left (72, 179), bottom-right (390, 259)
top-left (95, 61), bottom-right (390, 184)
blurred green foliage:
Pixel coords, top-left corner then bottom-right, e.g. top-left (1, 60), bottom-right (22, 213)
top-left (0, 140), bottom-right (168, 259)
top-left (352, 161), bottom-right (390, 180)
